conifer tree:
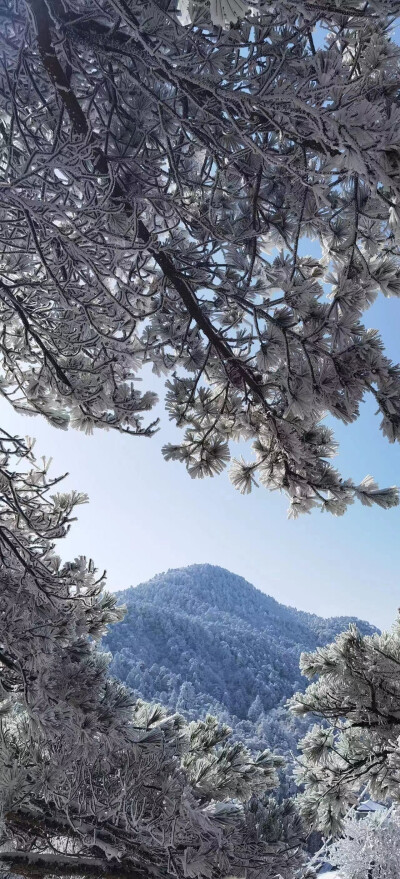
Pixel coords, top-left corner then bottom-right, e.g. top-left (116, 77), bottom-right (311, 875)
top-left (290, 618), bottom-right (400, 835)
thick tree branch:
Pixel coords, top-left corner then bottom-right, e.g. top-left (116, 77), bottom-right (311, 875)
top-left (26, 0), bottom-right (274, 416)
top-left (0, 850), bottom-right (149, 879)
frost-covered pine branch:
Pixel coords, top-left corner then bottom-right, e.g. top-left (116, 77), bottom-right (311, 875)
top-left (328, 808), bottom-right (400, 879)
top-left (289, 619), bottom-right (400, 835)
top-left (1, 0), bottom-right (400, 513)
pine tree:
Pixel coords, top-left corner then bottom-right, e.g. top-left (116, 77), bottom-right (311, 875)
top-left (176, 680), bottom-right (197, 712)
top-left (289, 618), bottom-right (400, 835)
top-left (247, 695), bottom-right (264, 722)
top-left (0, 0), bottom-right (400, 513)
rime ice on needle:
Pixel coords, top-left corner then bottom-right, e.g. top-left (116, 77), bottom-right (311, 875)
top-left (1, 0), bottom-right (400, 515)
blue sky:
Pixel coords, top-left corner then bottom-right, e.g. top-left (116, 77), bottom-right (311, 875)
top-left (2, 287), bottom-right (400, 631)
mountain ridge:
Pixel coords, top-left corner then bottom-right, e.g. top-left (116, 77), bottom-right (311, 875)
top-left (116, 563), bottom-right (375, 635)
top-left (104, 564), bottom-right (377, 755)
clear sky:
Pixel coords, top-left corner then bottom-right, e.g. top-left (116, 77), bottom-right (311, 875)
top-left (2, 285), bottom-right (400, 632)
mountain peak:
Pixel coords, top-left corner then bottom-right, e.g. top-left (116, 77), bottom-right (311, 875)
top-left (117, 563), bottom-right (375, 635)
top-left (106, 564), bottom-right (377, 724)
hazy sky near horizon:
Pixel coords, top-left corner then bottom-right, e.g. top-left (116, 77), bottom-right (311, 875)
top-left (2, 286), bottom-right (400, 631)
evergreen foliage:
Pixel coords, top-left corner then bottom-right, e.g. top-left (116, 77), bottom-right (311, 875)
top-left (290, 618), bottom-right (400, 836)
top-left (328, 808), bottom-right (400, 878)
top-left (1, 0), bottom-right (400, 513)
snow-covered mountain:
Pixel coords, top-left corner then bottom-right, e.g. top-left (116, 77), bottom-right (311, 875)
top-left (103, 564), bottom-right (377, 759)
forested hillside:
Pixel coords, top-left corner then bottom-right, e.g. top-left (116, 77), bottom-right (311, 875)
top-left (104, 565), bottom-right (377, 759)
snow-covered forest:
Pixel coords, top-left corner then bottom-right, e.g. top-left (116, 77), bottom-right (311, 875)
top-left (1, 0), bottom-right (400, 877)
top-left (104, 564), bottom-right (376, 763)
